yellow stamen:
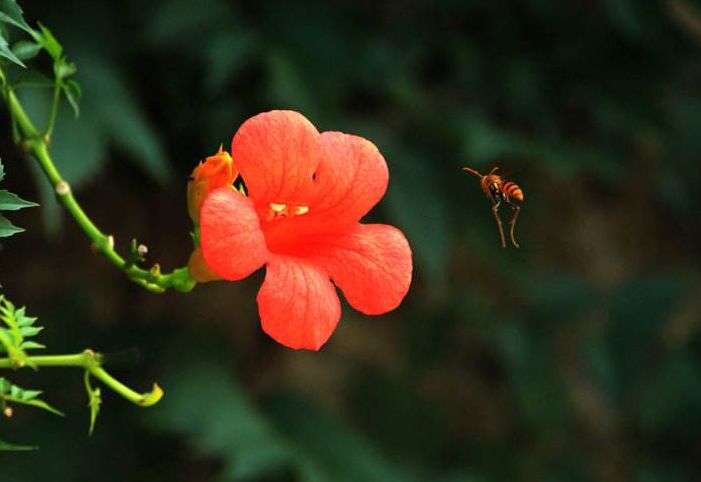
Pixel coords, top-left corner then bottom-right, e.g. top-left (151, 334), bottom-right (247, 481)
top-left (266, 203), bottom-right (310, 221)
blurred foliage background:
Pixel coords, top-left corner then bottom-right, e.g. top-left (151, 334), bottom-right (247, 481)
top-left (2, 0), bottom-right (701, 480)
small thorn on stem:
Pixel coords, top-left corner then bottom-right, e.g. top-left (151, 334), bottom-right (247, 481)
top-left (106, 235), bottom-right (115, 250)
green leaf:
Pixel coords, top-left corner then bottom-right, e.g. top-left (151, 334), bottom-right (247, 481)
top-left (13, 306), bottom-right (37, 327)
top-left (84, 372), bottom-right (101, 435)
top-left (0, 439), bottom-right (37, 451)
top-left (95, 69), bottom-right (171, 183)
top-left (0, 297), bottom-right (42, 364)
top-left (33, 23), bottom-right (62, 60)
top-left (19, 325), bottom-right (42, 337)
top-left (267, 394), bottom-right (416, 482)
top-left (16, 388), bottom-right (41, 400)
top-left (0, 31), bottom-right (25, 67)
top-left (0, 214), bottom-right (23, 237)
top-left (62, 79), bottom-right (81, 118)
top-left (150, 357), bottom-right (291, 481)
top-left (0, 377), bottom-right (64, 416)
top-left (153, 351), bottom-right (415, 482)
top-left (18, 397), bottom-right (65, 416)
top-left (11, 39), bottom-right (41, 60)
top-left (0, 331), bottom-right (24, 364)
top-left (0, 0), bottom-right (32, 33)
top-left (20, 340), bottom-right (45, 350)
top-left (3, 393), bottom-right (64, 416)
top-left (0, 160), bottom-right (35, 236)
top-left (54, 58), bottom-right (76, 80)
top-left (88, 387), bottom-right (101, 435)
top-left (0, 189), bottom-right (38, 210)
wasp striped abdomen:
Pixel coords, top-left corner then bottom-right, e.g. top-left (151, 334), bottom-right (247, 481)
top-left (501, 181), bottom-right (523, 202)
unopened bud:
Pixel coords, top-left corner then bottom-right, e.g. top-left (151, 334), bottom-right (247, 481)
top-left (137, 244), bottom-right (148, 257)
top-left (187, 146), bottom-right (237, 223)
top-left (3, 406), bottom-right (13, 418)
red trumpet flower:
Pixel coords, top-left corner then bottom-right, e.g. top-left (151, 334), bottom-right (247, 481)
top-left (199, 110), bottom-right (412, 350)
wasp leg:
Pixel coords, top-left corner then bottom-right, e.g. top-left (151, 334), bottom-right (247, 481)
top-left (507, 203), bottom-right (521, 248)
top-left (491, 199), bottom-right (507, 248)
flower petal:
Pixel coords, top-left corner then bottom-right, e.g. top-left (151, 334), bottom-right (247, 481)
top-left (257, 256), bottom-right (341, 351)
top-left (309, 224), bottom-right (412, 315)
top-left (231, 110), bottom-right (319, 206)
top-left (309, 132), bottom-right (389, 224)
top-left (200, 187), bottom-right (268, 280)
top-left (258, 131), bottom-right (391, 252)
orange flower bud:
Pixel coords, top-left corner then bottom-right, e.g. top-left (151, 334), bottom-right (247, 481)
top-left (187, 146), bottom-right (237, 223)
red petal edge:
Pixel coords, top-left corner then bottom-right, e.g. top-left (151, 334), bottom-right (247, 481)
top-left (200, 187), bottom-right (268, 280)
top-left (257, 256), bottom-right (341, 351)
top-left (309, 223), bottom-right (412, 315)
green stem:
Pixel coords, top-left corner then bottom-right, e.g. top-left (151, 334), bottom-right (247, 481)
top-left (45, 81), bottom-right (61, 141)
top-left (0, 350), bottom-right (163, 407)
top-left (3, 88), bottom-right (196, 293)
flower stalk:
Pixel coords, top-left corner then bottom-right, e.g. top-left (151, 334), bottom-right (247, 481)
top-left (0, 349), bottom-right (163, 407)
top-left (2, 85), bottom-right (195, 293)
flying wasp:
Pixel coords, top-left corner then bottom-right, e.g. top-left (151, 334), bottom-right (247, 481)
top-left (462, 166), bottom-right (523, 248)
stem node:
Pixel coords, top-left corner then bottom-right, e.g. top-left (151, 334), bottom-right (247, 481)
top-left (55, 180), bottom-right (71, 196)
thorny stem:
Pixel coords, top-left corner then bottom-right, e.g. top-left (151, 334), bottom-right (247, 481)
top-left (1, 83), bottom-right (196, 293)
top-left (0, 350), bottom-right (163, 407)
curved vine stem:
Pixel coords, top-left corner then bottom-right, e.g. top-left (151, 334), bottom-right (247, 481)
top-left (44, 81), bottom-right (61, 142)
top-left (0, 350), bottom-right (163, 407)
top-left (1, 84), bottom-right (196, 293)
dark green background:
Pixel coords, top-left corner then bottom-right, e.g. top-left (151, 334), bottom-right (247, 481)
top-left (2, 0), bottom-right (701, 480)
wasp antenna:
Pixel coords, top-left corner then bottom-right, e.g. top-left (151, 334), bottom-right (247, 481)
top-left (462, 166), bottom-right (483, 178)
top-left (489, 166), bottom-right (500, 175)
